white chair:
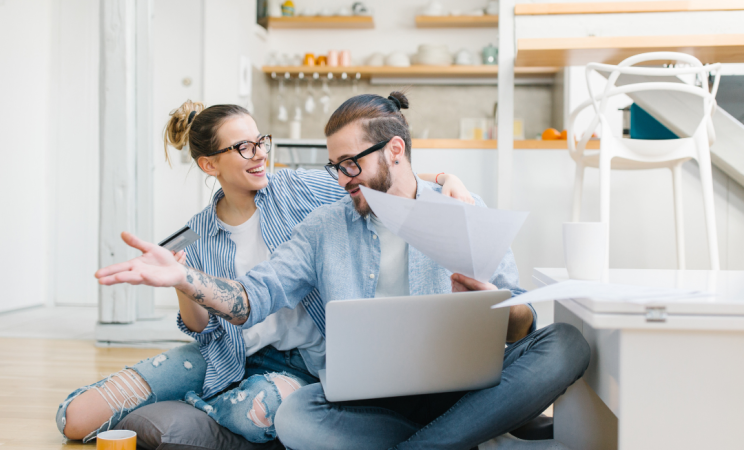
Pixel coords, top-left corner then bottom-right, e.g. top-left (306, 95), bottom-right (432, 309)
top-left (568, 52), bottom-right (722, 270)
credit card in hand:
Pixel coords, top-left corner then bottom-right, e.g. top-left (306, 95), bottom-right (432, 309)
top-left (158, 226), bottom-right (200, 253)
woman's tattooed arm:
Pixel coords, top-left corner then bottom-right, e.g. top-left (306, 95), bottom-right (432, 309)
top-left (178, 266), bottom-right (250, 325)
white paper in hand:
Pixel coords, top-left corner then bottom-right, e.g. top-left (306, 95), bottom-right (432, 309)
top-left (360, 185), bottom-right (528, 282)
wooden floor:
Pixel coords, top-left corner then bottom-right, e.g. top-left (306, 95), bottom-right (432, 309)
top-left (0, 337), bottom-right (554, 449)
top-left (0, 338), bottom-right (165, 449)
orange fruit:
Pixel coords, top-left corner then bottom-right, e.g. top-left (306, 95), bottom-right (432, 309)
top-left (560, 129), bottom-right (568, 140)
top-left (542, 128), bottom-right (561, 140)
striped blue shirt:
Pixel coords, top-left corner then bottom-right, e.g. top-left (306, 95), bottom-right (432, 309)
top-left (177, 169), bottom-right (346, 399)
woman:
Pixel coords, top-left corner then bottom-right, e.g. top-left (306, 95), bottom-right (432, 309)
top-left (57, 98), bottom-right (474, 444)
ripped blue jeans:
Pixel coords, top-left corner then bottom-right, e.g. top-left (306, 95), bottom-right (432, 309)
top-left (56, 342), bottom-right (317, 444)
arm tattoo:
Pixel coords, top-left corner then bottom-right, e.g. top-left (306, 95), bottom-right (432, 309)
top-left (181, 267), bottom-right (250, 322)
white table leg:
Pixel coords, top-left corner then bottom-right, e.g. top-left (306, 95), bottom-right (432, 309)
top-left (555, 301), bottom-right (744, 449)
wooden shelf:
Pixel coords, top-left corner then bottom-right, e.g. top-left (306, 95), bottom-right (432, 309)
top-left (412, 139), bottom-right (600, 150)
top-left (515, 0), bottom-right (744, 16)
top-left (262, 65), bottom-right (560, 79)
top-left (516, 34), bottom-right (744, 67)
top-left (258, 16), bottom-right (374, 29)
top-left (415, 15), bottom-right (499, 28)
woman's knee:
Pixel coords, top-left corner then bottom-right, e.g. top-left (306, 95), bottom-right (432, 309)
top-left (60, 369), bottom-right (153, 441)
top-left (62, 391), bottom-right (101, 440)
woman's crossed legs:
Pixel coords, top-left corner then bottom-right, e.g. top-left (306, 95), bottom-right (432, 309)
top-left (58, 342), bottom-right (315, 444)
top-left (58, 342), bottom-right (207, 442)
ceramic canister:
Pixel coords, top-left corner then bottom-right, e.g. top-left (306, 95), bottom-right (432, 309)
top-left (482, 44), bottom-right (498, 65)
top-left (340, 50), bottom-right (352, 67)
top-left (327, 50), bottom-right (339, 67)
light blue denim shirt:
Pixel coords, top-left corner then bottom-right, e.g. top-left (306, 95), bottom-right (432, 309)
top-left (177, 169), bottom-right (346, 398)
top-left (238, 177), bottom-right (535, 334)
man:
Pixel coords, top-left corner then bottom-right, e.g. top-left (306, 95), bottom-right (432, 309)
top-left (97, 92), bottom-right (590, 449)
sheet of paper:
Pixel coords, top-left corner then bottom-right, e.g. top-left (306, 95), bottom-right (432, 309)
top-left (360, 186), bottom-right (529, 282)
top-left (492, 279), bottom-right (713, 309)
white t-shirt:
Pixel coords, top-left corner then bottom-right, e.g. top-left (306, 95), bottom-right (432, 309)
top-left (219, 209), bottom-right (325, 375)
top-left (370, 215), bottom-right (410, 298)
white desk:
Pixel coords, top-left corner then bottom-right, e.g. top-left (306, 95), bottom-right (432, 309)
top-left (534, 268), bottom-right (744, 450)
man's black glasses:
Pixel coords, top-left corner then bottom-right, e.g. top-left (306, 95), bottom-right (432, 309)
top-left (207, 135), bottom-right (273, 159)
top-left (324, 139), bottom-right (391, 180)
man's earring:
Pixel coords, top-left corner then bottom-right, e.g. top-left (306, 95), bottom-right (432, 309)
top-left (395, 160), bottom-right (399, 165)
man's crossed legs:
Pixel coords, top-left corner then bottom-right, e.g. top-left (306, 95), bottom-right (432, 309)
top-left (275, 323), bottom-right (590, 450)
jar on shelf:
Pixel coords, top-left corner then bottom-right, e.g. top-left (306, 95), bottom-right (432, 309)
top-left (281, 0), bottom-right (295, 17)
top-left (482, 44), bottom-right (498, 65)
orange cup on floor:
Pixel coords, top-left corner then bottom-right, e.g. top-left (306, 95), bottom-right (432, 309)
top-left (97, 430), bottom-right (136, 450)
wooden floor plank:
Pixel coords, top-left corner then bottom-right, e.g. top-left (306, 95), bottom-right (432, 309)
top-left (0, 338), bottom-right (165, 449)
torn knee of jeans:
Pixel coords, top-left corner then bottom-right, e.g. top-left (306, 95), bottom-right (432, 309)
top-left (267, 374), bottom-right (301, 401)
top-left (94, 369), bottom-right (153, 415)
top-left (247, 391), bottom-right (272, 428)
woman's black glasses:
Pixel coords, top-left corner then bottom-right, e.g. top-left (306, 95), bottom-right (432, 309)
top-left (324, 139), bottom-right (391, 180)
top-left (207, 135), bottom-right (273, 159)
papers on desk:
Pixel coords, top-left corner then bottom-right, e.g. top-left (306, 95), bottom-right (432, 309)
top-left (360, 186), bottom-right (529, 282)
top-left (492, 279), bottom-right (713, 309)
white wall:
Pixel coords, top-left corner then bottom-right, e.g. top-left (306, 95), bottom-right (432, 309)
top-left (0, 0), bottom-right (53, 313)
top-left (49, 0), bottom-right (100, 306)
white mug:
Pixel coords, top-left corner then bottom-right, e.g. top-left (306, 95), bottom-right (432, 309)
top-left (268, 0), bottom-right (282, 18)
top-left (563, 222), bottom-right (607, 281)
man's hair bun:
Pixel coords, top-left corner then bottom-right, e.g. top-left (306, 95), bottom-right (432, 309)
top-left (387, 91), bottom-right (409, 110)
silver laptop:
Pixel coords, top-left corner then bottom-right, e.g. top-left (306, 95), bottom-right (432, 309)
top-left (318, 290), bottom-right (512, 402)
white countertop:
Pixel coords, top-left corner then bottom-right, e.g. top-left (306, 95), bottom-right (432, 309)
top-left (534, 268), bottom-right (744, 330)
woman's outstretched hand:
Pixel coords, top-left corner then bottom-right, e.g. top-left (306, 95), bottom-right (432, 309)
top-left (440, 175), bottom-right (475, 205)
top-left (95, 232), bottom-right (186, 288)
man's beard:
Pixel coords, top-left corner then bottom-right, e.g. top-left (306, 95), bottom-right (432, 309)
top-left (348, 155), bottom-right (393, 218)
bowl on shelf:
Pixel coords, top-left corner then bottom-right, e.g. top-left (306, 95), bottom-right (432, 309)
top-left (414, 44), bottom-right (452, 66)
top-left (421, 0), bottom-right (445, 16)
top-left (366, 52), bottom-right (385, 66)
top-left (336, 6), bottom-right (352, 16)
top-left (386, 51), bottom-right (411, 67)
top-left (454, 49), bottom-right (475, 66)
top-left (466, 9), bottom-right (485, 16)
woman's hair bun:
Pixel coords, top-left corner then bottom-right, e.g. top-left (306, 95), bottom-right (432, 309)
top-left (388, 91), bottom-right (409, 110)
top-left (164, 100), bottom-right (205, 164)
